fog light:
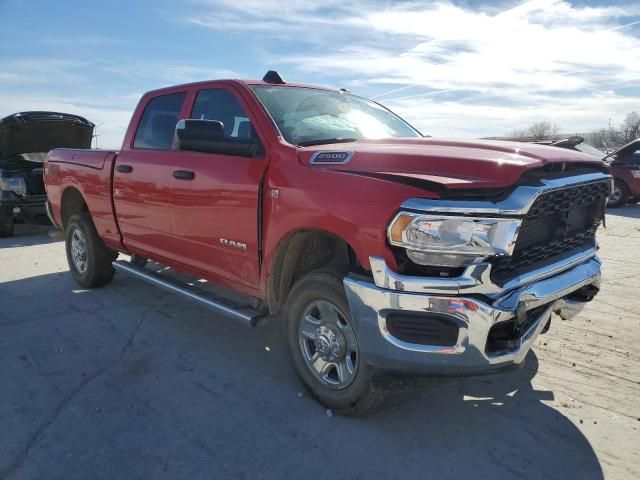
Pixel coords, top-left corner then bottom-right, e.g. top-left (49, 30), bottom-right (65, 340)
top-left (12, 207), bottom-right (21, 215)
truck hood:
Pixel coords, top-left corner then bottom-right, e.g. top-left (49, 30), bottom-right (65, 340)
top-left (0, 111), bottom-right (94, 161)
top-left (298, 138), bottom-right (605, 191)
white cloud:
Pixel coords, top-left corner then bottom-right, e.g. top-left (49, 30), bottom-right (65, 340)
top-left (390, 90), bottom-right (639, 138)
top-left (186, 0), bottom-right (640, 136)
top-left (0, 59), bottom-right (90, 84)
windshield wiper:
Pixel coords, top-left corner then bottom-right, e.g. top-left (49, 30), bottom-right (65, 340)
top-left (296, 137), bottom-right (359, 147)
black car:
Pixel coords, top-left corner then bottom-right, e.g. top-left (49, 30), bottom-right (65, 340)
top-left (0, 111), bottom-right (94, 236)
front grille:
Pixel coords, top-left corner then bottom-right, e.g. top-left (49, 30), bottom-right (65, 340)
top-left (491, 180), bottom-right (609, 286)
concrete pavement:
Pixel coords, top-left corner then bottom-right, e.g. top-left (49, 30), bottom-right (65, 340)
top-left (1, 208), bottom-right (639, 479)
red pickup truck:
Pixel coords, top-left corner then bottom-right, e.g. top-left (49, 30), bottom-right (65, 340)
top-left (44, 71), bottom-right (611, 414)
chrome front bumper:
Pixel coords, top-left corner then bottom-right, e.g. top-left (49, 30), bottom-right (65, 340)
top-left (343, 255), bottom-right (600, 375)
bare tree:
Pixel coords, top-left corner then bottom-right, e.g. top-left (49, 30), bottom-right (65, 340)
top-left (526, 121), bottom-right (561, 140)
top-left (505, 121), bottom-right (562, 141)
top-left (620, 111), bottom-right (640, 143)
top-left (588, 129), bottom-right (608, 149)
top-left (506, 128), bottom-right (528, 141)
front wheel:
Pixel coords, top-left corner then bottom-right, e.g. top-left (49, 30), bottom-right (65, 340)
top-left (607, 180), bottom-right (629, 208)
top-left (65, 213), bottom-right (117, 288)
top-left (285, 270), bottom-right (389, 415)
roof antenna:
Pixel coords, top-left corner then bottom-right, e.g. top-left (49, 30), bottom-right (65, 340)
top-left (262, 70), bottom-right (286, 84)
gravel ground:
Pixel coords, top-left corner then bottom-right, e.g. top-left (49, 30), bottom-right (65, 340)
top-left (1, 207), bottom-right (639, 480)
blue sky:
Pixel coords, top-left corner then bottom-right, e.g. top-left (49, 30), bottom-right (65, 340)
top-left (1, 0), bottom-right (638, 148)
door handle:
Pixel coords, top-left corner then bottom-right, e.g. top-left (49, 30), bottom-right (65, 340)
top-left (173, 170), bottom-right (195, 180)
top-left (116, 164), bottom-right (133, 173)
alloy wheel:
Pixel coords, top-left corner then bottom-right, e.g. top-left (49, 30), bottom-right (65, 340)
top-left (298, 299), bottom-right (359, 389)
top-left (608, 186), bottom-right (622, 206)
top-left (70, 228), bottom-right (88, 274)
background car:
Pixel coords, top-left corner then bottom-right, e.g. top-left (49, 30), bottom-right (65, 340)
top-left (0, 111), bottom-right (94, 236)
top-left (538, 136), bottom-right (640, 207)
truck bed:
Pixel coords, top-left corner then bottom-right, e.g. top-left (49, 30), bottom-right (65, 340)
top-left (45, 148), bottom-right (123, 250)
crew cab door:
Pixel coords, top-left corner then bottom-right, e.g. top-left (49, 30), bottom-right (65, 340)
top-left (113, 91), bottom-right (187, 261)
top-left (169, 86), bottom-right (268, 289)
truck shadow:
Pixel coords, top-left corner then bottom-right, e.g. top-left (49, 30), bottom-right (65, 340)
top-left (358, 352), bottom-right (604, 479)
top-left (0, 270), bottom-right (604, 479)
top-left (0, 225), bottom-right (60, 249)
top-left (606, 203), bottom-right (640, 219)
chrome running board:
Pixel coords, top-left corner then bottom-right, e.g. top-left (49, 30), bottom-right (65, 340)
top-left (112, 260), bottom-right (266, 327)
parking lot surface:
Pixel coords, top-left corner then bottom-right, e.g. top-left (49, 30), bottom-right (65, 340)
top-left (1, 207), bottom-right (639, 480)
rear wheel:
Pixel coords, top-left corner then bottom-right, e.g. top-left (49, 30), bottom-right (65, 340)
top-left (65, 213), bottom-right (117, 288)
top-left (607, 179), bottom-right (629, 208)
top-left (0, 221), bottom-right (14, 238)
top-left (285, 270), bottom-right (389, 415)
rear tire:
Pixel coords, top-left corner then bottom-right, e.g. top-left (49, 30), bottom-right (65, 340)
top-left (284, 270), bottom-right (389, 416)
top-left (607, 179), bottom-right (629, 208)
top-left (0, 221), bottom-right (14, 238)
top-left (65, 213), bottom-right (117, 288)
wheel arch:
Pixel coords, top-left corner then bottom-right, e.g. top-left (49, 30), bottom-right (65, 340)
top-left (60, 186), bottom-right (89, 230)
top-left (266, 228), bottom-right (362, 315)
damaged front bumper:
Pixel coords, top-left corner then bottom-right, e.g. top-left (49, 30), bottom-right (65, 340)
top-left (343, 253), bottom-right (600, 375)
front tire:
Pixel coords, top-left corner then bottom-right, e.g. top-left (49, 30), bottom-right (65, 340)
top-left (608, 179), bottom-right (629, 208)
top-left (65, 213), bottom-right (117, 288)
top-left (285, 270), bottom-right (389, 415)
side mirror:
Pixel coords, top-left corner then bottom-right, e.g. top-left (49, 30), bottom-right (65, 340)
top-left (175, 119), bottom-right (261, 158)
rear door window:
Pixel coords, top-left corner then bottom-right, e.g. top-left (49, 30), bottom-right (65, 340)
top-left (134, 92), bottom-right (186, 150)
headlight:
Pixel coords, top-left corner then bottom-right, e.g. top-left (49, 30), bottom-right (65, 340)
top-left (388, 212), bottom-right (521, 267)
top-left (630, 170), bottom-right (640, 179)
top-left (0, 176), bottom-right (27, 196)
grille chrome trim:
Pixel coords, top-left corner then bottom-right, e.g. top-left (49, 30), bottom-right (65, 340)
top-left (401, 172), bottom-right (612, 216)
top-left (370, 246), bottom-right (598, 297)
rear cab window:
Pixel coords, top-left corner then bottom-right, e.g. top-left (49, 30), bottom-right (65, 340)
top-left (134, 92), bottom-right (186, 150)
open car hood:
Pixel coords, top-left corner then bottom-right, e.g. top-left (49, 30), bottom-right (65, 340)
top-left (604, 138), bottom-right (640, 162)
top-left (298, 138), bottom-right (605, 191)
top-left (0, 111), bottom-right (94, 160)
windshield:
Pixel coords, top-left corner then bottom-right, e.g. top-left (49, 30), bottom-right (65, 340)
top-left (251, 86), bottom-right (421, 146)
top-left (575, 143), bottom-right (605, 158)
